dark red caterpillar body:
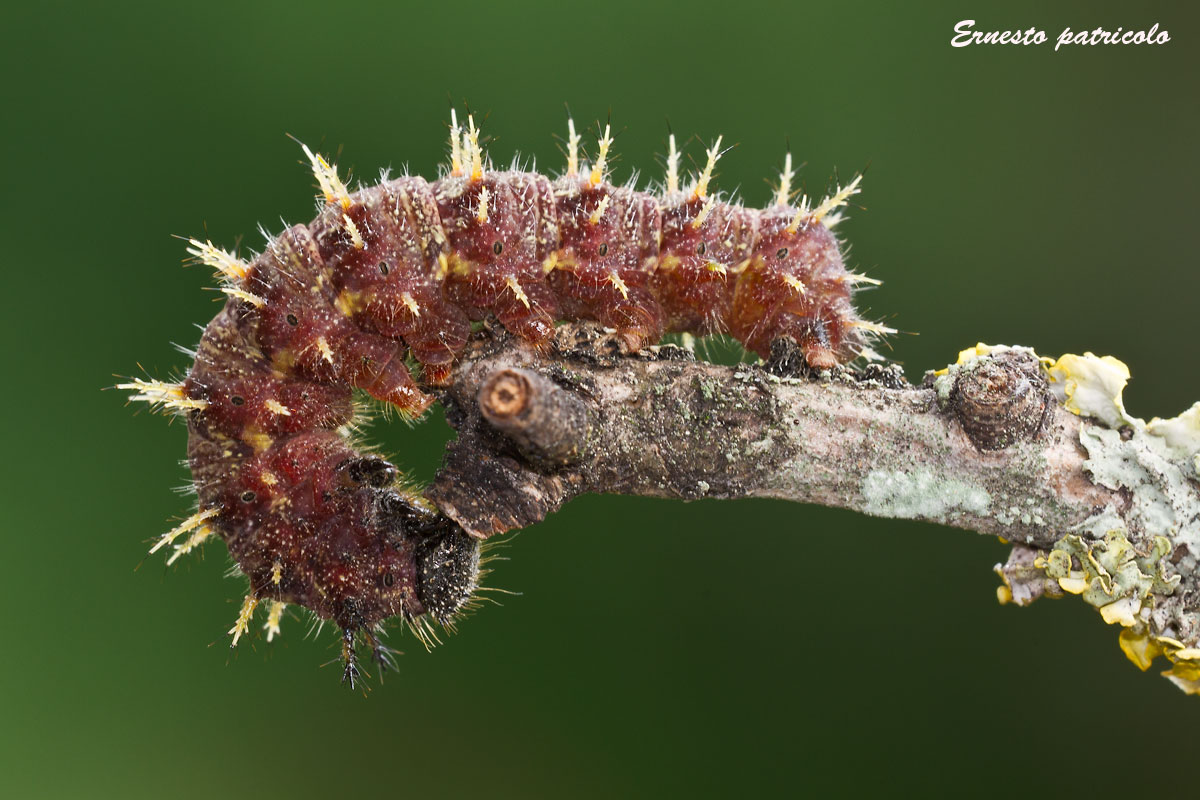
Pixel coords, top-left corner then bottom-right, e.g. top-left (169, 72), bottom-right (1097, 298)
top-left (123, 113), bottom-right (887, 683)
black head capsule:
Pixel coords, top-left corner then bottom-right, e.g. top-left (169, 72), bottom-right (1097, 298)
top-left (413, 523), bottom-right (480, 624)
top-left (375, 489), bottom-right (439, 535)
top-left (338, 455), bottom-right (398, 489)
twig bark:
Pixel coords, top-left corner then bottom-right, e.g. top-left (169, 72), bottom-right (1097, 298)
top-left (425, 321), bottom-right (1200, 692)
top-left (432, 324), bottom-right (1097, 542)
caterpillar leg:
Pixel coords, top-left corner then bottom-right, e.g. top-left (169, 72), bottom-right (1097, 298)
top-left (420, 360), bottom-right (455, 387)
top-left (363, 628), bottom-right (400, 674)
top-left (360, 360), bottom-right (433, 416)
top-left (406, 309), bottom-right (471, 387)
top-left (549, 269), bottom-right (665, 353)
top-left (492, 284), bottom-right (557, 352)
top-left (781, 316), bottom-right (838, 369)
top-left (593, 289), bottom-right (664, 354)
top-left (341, 628), bottom-right (361, 688)
top-left (749, 317), bottom-right (839, 370)
top-left (344, 334), bottom-right (433, 416)
top-left (763, 335), bottom-right (831, 377)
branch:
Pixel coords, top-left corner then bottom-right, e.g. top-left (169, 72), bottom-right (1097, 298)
top-left (425, 322), bottom-right (1200, 694)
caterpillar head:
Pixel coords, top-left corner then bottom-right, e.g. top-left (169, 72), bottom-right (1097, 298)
top-left (213, 447), bottom-right (478, 633)
top-left (413, 524), bottom-right (481, 624)
top-left (375, 487), bottom-right (481, 626)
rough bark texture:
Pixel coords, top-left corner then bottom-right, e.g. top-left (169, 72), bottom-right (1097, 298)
top-left (431, 324), bottom-right (1103, 544)
top-left (424, 321), bottom-right (1200, 692)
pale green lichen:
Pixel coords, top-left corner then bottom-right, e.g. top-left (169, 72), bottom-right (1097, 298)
top-left (1040, 422), bottom-right (1199, 693)
top-left (861, 469), bottom-right (990, 520)
top-left (1037, 531), bottom-right (1178, 620)
top-left (1081, 426), bottom-right (1191, 537)
top-left (1147, 401), bottom-right (1200, 477)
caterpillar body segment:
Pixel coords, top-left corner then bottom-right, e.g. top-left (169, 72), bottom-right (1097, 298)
top-left (320, 178), bottom-right (470, 384)
top-left (248, 225), bottom-right (434, 415)
top-left (651, 194), bottom-right (757, 337)
top-left (551, 178), bottom-right (664, 351)
top-left (433, 171), bottom-right (563, 348)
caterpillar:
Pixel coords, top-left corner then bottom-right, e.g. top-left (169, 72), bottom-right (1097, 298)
top-left (122, 111), bottom-right (889, 685)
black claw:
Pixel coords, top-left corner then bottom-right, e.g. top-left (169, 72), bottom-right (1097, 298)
top-left (365, 629), bottom-right (401, 674)
top-left (342, 661), bottom-right (360, 688)
top-left (340, 628), bottom-right (360, 688)
top-left (764, 336), bottom-right (814, 378)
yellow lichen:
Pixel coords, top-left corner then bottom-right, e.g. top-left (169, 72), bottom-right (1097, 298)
top-left (1118, 629), bottom-right (1164, 671)
top-left (1057, 575), bottom-right (1089, 594)
top-left (933, 342), bottom-right (1052, 377)
top-left (951, 342), bottom-right (999, 367)
top-left (1115, 631), bottom-right (1200, 690)
top-left (1156, 641), bottom-right (1200, 694)
top-left (1099, 597), bottom-right (1140, 626)
top-left (1046, 352), bottom-right (1143, 430)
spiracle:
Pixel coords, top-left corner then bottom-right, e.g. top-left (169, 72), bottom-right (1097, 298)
top-left (121, 111), bottom-right (889, 685)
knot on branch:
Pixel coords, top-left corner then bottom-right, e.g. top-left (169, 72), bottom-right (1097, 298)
top-left (478, 368), bottom-right (591, 467)
top-left (949, 351), bottom-right (1051, 451)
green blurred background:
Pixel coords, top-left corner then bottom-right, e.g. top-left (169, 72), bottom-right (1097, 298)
top-left (3, 0), bottom-right (1197, 796)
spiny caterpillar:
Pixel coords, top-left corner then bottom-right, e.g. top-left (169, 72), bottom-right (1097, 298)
top-left (122, 110), bottom-right (889, 685)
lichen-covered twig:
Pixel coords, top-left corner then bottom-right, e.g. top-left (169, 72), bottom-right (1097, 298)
top-left (427, 322), bottom-right (1200, 695)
